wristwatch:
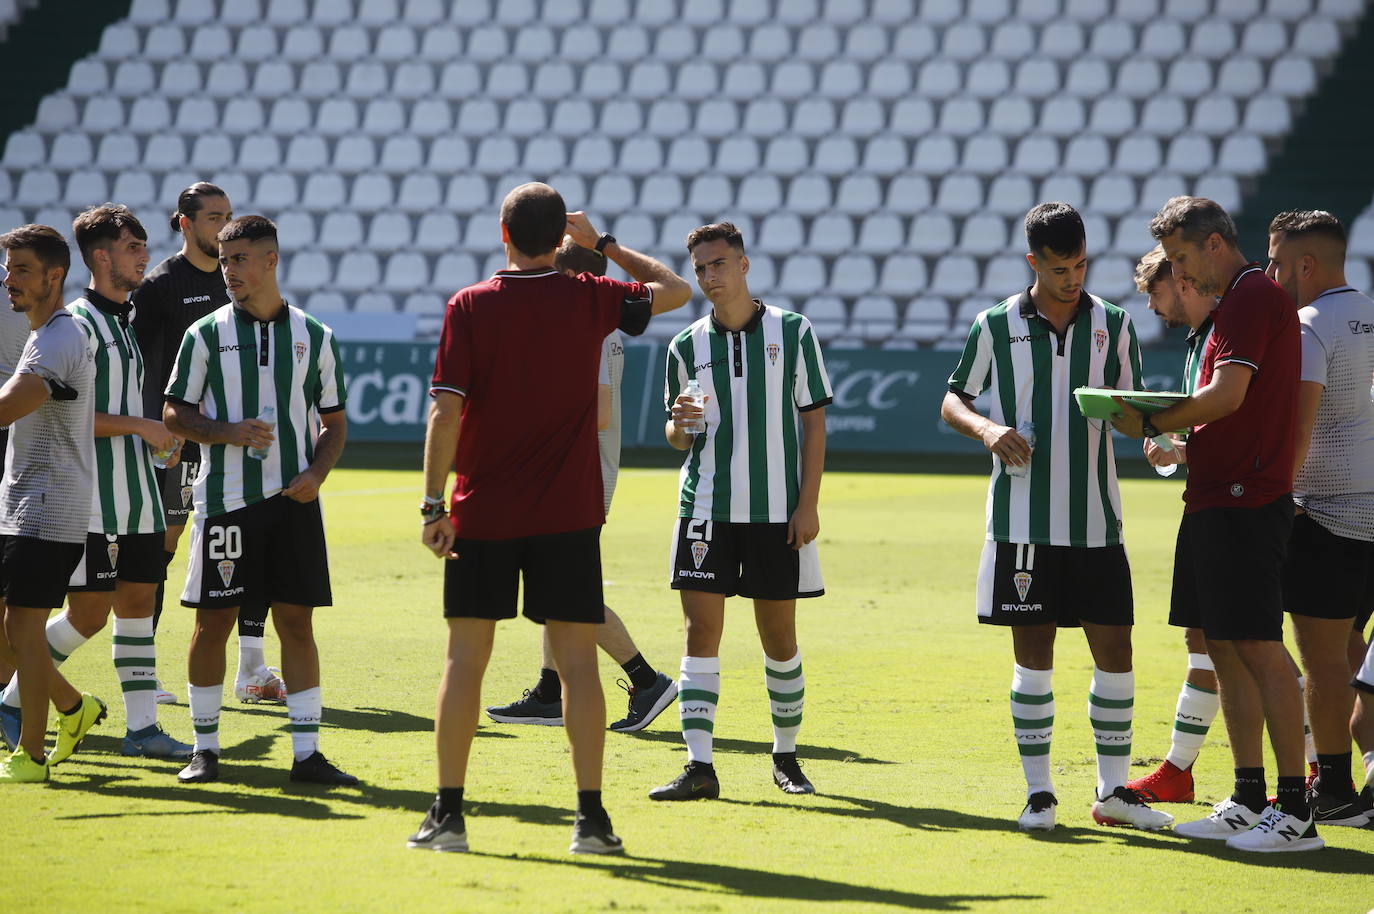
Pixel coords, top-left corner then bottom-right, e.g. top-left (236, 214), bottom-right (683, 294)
top-left (420, 496), bottom-right (447, 524)
top-left (1141, 417), bottom-right (1161, 439)
top-left (594, 232), bottom-right (616, 255)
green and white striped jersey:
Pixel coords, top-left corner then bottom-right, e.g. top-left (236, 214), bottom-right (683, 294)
top-left (665, 302), bottom-right (832, 522)
top-left (1183, 318), bottom-right (1215, 396)
top-left (165, 302), bottom-right (346, 518)
top-left (948, 290), bottom-right (1143, 548)
top-left (69, 292), bottom-right (164, 536)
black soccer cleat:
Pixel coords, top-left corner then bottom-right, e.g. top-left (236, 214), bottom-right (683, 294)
top-left (177, 749), bottom-right (220, 784)
top-left (772, 752), bottom-right (815, 795)
top-left (290, 751), bottom-right (360, 786)
top-left (649, 762), bottom-right (720, 801)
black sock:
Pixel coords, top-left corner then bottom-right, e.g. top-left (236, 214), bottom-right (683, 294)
top-left (1275, 775), bottom-right (1307, 814)
top-left (531, 667), bottom-right (561, 703)
top-left (58, 699), bottom-right (82, 717)
top-left (1232, 767), bottom-right (1267, 813)
top-left (620, 652), bottom-right (657, 692)
top-left (576, 789), bottom-right (603, 817)
top-left (435, 787), bottom-right (463, 820)
top-left (153, 550), bottom-right (175, 633)
top-left (1316, 752), bottom-right (1353, 796)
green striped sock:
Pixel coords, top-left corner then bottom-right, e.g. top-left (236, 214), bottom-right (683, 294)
top-left (188, 684), bottom-right (222, 754)
top-left (764, 650), bottom-right (804, 753)
top-left (112, 616), bottom-right (158, 732)
top-left (1090, 668), bottom-right (1134, 797)
top-left (287, 686), bottom-right (321, 761)
top-left (679, 656), bottom-right (720, 764)
top-left (1011, 664), bottom-right (1054, 796)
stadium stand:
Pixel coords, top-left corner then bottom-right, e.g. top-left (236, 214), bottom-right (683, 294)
top-left (0, 0), bottom-right (1371, 343)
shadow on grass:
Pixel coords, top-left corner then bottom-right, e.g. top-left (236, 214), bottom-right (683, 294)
top-left (497, 852), bottom-right (1039, 910)
top-left (221, 704), bottom-right (515, 739)
top-left (627, 729), bottom-right (894, 764)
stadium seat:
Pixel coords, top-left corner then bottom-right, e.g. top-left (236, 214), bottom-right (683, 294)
top-left (931, 255), bottom-right (980, 298)
top-left (810, 214), bottom-right (855, 254)
top-left (800, 295), bottom-right (848, 337)
top-left (960, 213), bottom-right (1010, 256)
top-left (856, 213), bottom-right (904, 253)
top-left (758, 213), bottom-right (804, 255)
top-left (836, 175), bottom-right (883, 215)
top-left (878, 254), bottom-right (928, 296)
top-left (785, 174), bottom-right (833, 215)
top-left (830, 254), bottom-right (877, 296)
top-left (275, 211), bottom-right (317, 250)
top-left (900, 297), bottom-right (952, 343)
top-left (851, 296), bottom-right (899, 338)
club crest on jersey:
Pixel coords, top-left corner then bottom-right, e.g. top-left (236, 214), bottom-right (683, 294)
top-left (182, 486), bottom-right (193, 508)
top-left (1093, 328), bottom-right (1107, 351)
top-left (294, 341), bottom-right (306, 363)
top-left (1013, 571), bottom-right (1032, 602)
top-left (690, 540), bottom-right (709, 570)
top-left (106, 542), bottom-right (120, 569)
top-left (217, 560), bottom-right (235, 588)
top-left (767, 343), bottom-right (780, 365)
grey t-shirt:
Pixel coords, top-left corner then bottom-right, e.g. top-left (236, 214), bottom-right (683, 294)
top-left (597, 330), bottom-right (624, 515)
top-left (0, 309), bottom-right (96, 543)
top-left (1294, 285), bottom-right (1374, 541)
top-left (0, 304), bottom-right (31, 429)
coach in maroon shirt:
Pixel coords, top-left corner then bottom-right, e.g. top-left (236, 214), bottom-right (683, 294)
top-left (409, 183), bottom-right (691, 855)
top-left (1114, 196), bottom-right (1317, 850)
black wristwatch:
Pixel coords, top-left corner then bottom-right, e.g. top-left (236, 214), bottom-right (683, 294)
top-left (594, 233), bottom-right (616, 255)
top-left (1141, 417), bottom-right (1161, 438)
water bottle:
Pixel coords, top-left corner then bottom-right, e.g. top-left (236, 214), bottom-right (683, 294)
top-left (150, 438), bottom-right (179, 470)
top-left (683, 379), bottom-right (706, 435)
top-left (1152, 433), bottom-right (1180, 478)
top-left (247, 405), bottom-right (274, 461)
top-left (1004, 421), bottom-right (1035, 478)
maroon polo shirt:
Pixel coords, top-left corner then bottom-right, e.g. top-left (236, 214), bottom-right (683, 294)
top-left (430, 268), bottom-right (651, 539)
top-left (1183, 264), bottom-right (1299, 512)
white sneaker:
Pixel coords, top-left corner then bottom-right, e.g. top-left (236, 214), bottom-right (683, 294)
top-left (154, 680), bottom-right (178, 705)
top-left (1091, 786), bottom-right (1173, 831)
top-left (234, 667), bottom-right (287, 704)
top-left (1224, 805), bottom-right (1324, 853)
top-left (1174, 797), bottom-right (1265, 840)
top-left (1018, 791), bottom-right (1057, 831)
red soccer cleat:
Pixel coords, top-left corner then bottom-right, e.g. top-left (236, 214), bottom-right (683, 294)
top-left (1126, 760), bottom-right (1195, 803)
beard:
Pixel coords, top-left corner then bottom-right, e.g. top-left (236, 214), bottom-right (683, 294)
top-left (113, 266), bottom-right (143, 294)
top-left (194, 233), bottom-right (218, 260)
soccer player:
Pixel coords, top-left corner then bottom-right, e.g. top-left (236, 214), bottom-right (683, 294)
top-left (1113, 196), bottom-right (1318, 852)
top-left (0, 250), bottom-right (32, 694)
top-left (163, 215), bottom-right (354, 786)
top-left (409, 183), bottom-right (690, 854)
top-left (648, 221), bottom-right (830, 803)
top-left (1267, 209), bottom-right (1374, 827)
top-left (0, 225), bottom-right (104, 782)
top-left (27, 205), bottom-right (191, 761)
top-left (486, 239), bottom-right (676, 733)
top-left (133, 183), bottom-right (282, 707)
top-left (942, 203), bottom-right (1171, 833)
top-left (1123, 246), bottom-right (1221, 803)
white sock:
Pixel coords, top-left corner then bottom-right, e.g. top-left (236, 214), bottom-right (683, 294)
top-left (238, 635), bottom-right (266, 678)
top-left (1090, 667), bottom-right (1134, 798)
top-left (679, 656), bottom-right (720, 765)
top-left (1164, 656), bottom-right (1219, 771)
top-left (287, 685), bottom-right (322, 761)
top-left (1363, 750), bottom-right (1374, 788)
top-left (112, 616), bottom-right (157, 732)
top-left (1011, 664), bottom-right (1054, 797)
top-left (1, 611), bottom-right (90, 708)
top-left (189, 683), bottom-right (223, 754)
top-left (764, 650), bottom-right (804, 754)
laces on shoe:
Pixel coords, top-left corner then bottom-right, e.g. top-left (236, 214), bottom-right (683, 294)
top-left (614, 677), bottom-right (635, 697)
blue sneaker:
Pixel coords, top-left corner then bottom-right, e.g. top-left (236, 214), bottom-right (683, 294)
top-left (122, 724), bottom-right (193, 759)
top-left (0, 704), bottom-right (19, 752)
top-left (609, 673), bottom-right (678, 733)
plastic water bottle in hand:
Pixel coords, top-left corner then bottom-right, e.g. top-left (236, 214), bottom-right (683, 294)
top-left (683, 379), bottom-right (706, 435)
top-left (150, 438), bottom-right (179, 470)
top-left (1004, 421), bottom-right (1035, 478)
top-left (247, 405), bottom-right (274, 461)
top-left (1152, 432), bottom-right (1180, 478)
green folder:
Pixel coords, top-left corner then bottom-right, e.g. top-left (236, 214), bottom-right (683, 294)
top-left (1073, 387), bottom-right (1189, 429)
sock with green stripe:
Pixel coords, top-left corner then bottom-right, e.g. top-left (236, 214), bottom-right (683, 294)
top-left (112, 615), bottom-right (158, 732)
top-left (679, 656), bottom-right (720, 764)
top-left (287, 686), bottom-right (322, 761)
top-left (1, 611), bottom-right (89, 709)
top-left (189, 684), bottom-right (222, 754)
top-left (764, 649), bottom-right (804, 753)
top-left (1011, 664), bottom-right (1054, 797)
top-left (1090, 667), bottom-right (1134, 798)
top-left (1164, 656), bottom-right (1218, 771)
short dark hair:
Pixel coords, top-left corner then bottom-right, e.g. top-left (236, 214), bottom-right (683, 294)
top-left (0, 224), bottom-right (71, 281)
top-left (554, 239), bottom-right (606, 277)
top-left (72, 203), bottom-right (147, 269)
top-left (171, 181), bottom-right (228, 233)
top-left (499, 183), bottom-right (566, 258)
top-left (217, 214), bottom-right (278, 246)
top-left (1024, 202), bottom-right (1085, 259)
top-left (1268, 209), bottom-right (1346, 249)
top-left (1134, 245), bottom-right (1173, 294)
top-left (686, 221), bottom-right (745, 254)
top-left (1149, 196), bottom-right (1238, 248)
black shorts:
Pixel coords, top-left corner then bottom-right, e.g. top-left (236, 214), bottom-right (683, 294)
top-left (0, 534), bottom-right (85, 609)
top-left (69, 531), bottom-right (166, 591)
top-left (976, 540), bottom-right (1133, 627)
top-left (1170, 495), bottom-right (1292, 641)
top-left (668, 518), bottom-right (824, 600)
top-left (443, 526), bottom-right (603, 623)
top-left (157, 446), bottom-right (200, 526)
top-left (181, 494), bottom-right (332, 609)
top-left (1282, 512), bottom-right (1374, 623)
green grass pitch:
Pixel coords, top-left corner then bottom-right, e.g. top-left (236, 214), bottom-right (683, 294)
top-left (8, 466), bottom-right (1373, 913)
